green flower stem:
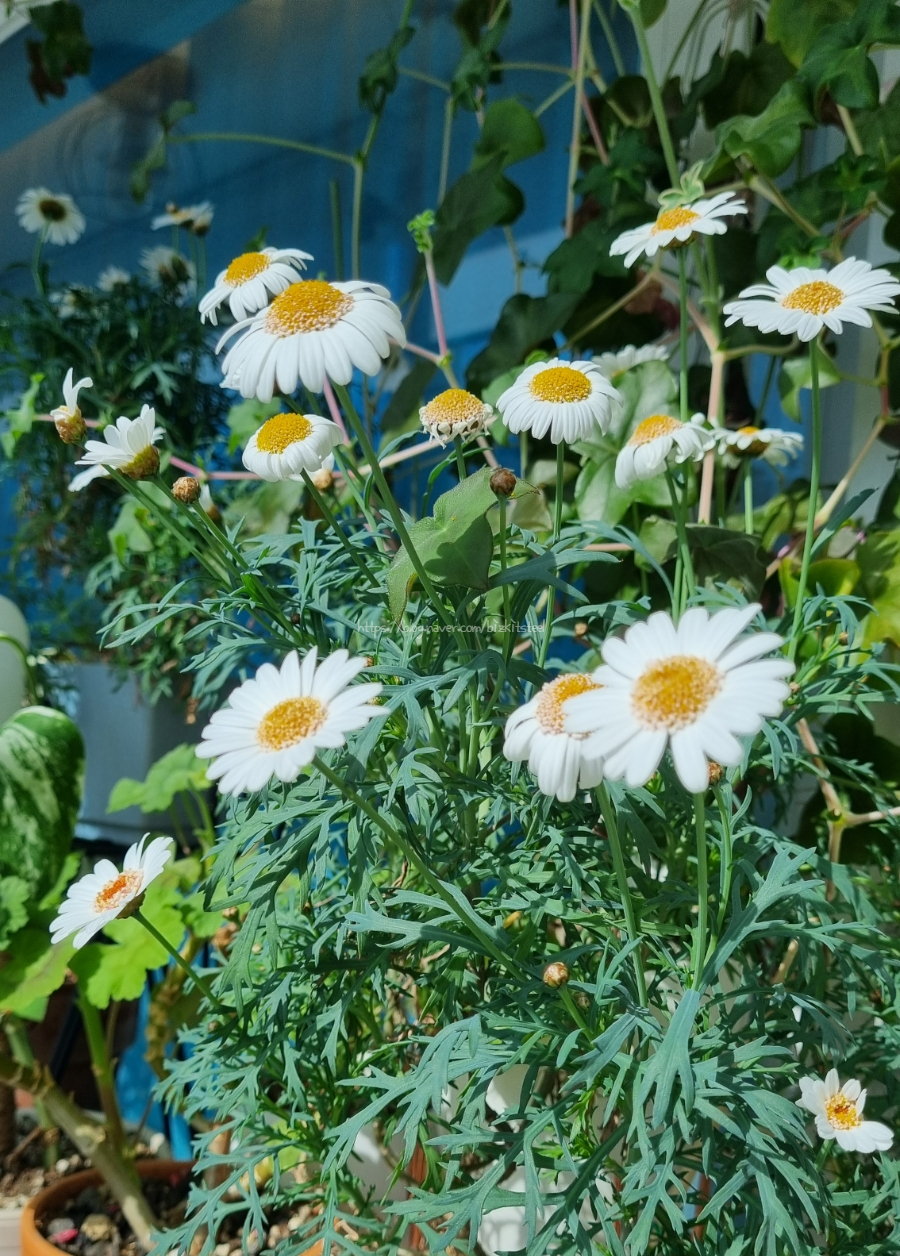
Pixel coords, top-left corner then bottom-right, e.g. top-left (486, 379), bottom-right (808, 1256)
top-left (133, 909), bottom-right (226, 1014)
top-left (713, 786), bottom-right (733, 943)
top-left (497, 493), bottom-right (513, 659)
top-left (789, 340), bottom-right (823, 660)
top-left (743, 463), bottom-right (754, 536)
top-left (629, 10), bottom-right (679, 186)
top-left (595, 784), bottom-right (648, 1006)
top-left (301, 471), bottom-right (379, 588)
top-left (560, 987), bottom-right (593, 1041)
top-left (538, 441), bottom-right (567, 667)
top-left (690, 790), bottom-right (709, 990)
top-left (32, 225), bottom-right (48, 297)
top-left (454, 436), bottom-right (467, 481)
top-left (678, 250), bottom-right (690, 424)
top-left (665, 468), bottom-right (695, 618)
top-left (78, 993), bottom-right (129, 1161)
top-left (4, 1018), bottom-right (55, 1161)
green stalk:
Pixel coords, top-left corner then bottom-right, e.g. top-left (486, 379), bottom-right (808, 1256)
top-left (713, 786), bottom-right (733, 942)
top-left (4, 1018), bottom-right (56, 1163)
top-left (78, 994), bottom-right (129, 1162)
top-left (677, 249), bottom-right (690, 423)
top-left (595, 784), bottom-right (648, 1006)
top-left (743, 463), bottom-right (754, 536)
top-left (454, 436), bottom-right (467, 481)
top-left (32, 225), bottom-right (48, 297)
top-left (690, 790), bottom-right (709, 990)
top-left (789, 340), bottom-right (823, 660)
top-left (538, 441), bottom-right (567, 667)
top-left (133, 910), bottom-right (226, 1014)
top-left (301, 471), bottom-right (379, 588)
top-left (497, 493), bottom-right (513, 659)
top-left (665, 468), bottom-right (695, 617)
top-left (630, 10), bottom-right (679, 185)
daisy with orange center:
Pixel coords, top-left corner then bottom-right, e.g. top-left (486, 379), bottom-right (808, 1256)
top-left (610, 192), bottom-right (747, 268)
top-left (564, 604), bottom-right (794, 793)
top-left (496, 358), bottom-right (620, 445)
top-left (797, 1069), bottom-right (893, 1154)
top-left (217, 278), bottom-right (406, 400)
top-left (197, 648), bottom-right (386, 796)
top-left (723, 258), bottom-right (900, 341)
top-left (50, 835), bottom-right (174, 949)
top-left (615, 412), bottom-right (713, 489)
top-left (503, 673), bottom-right (606, 802)
top-left (198, 246), bottom-right (312, 324)
top-left (242, 412), bottom-right (343, 482)
top-left (716, 425), bottom-right (803, 469)
top-left (419, 388), bottom-right (493, 446)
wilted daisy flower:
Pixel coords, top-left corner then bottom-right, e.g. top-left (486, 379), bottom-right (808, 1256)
top-left (97, 265), bottom-right (131, 291)
top-left (218, 279), bottom-right (406, 400)
top-left (16, 187), bottom-right (85, 245)
top-left (242, 412), bottom-right (343, 482)
top-left (199, 247), bottom-right (312, 324)
top-left (610, 192), bottom-right (746, 268)
top-left (141, 246), bottom-right (195, 288)
top-left (797, 1069), bottom-right (893, 1154)
top-left (152, 200), bottom-right (214, 235)
top-left (615, 412), bottom-right (713, 489)
top-left (419, 388), bottom-right (493, 446)
top-left (593, 343), bottom-right (670, 380)
top-left (724, 258), bottom-right (900, 341)
top-left (496, 358), bottom-right (620, 445)
top-left (197, 648), bottom-right (386, 796)
top-left (504, 673), bottom-right (606, 802)
top-left (564, 604), bottom-right (794, 794)
top-left (51, 367), bottom-right (92, 444)
top-left (69, 405), bottom-right (164, 491)
top-left (717, 425), bottom-right (803, 469)
top-left (50, 835), bottom-right (173, 948)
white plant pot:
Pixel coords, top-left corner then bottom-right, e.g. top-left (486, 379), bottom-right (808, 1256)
top-left (0, 1205), bottom-right (23, 1256)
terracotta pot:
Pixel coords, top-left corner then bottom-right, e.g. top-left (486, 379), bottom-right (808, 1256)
top-left (21, 1160), bottom-right (192, 1256)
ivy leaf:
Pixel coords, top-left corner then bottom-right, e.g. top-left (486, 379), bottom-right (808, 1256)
top-left (687, 526), bottom-right (769, 597)
top-left (715, 80), bottom-right (814, 177)
top-left (26, 1), bottom-right (92, 104)
top-left (801, 29), bottom-right (879, 110)
top-left (358, 23), bottom-right (415, 113)
top-left (700, 44), bottom-right (795, 128)
top-left (473, 99), bottom-right (544, 169)
top-left (432, 155), bottom-right (524, 284)
top-left (382, 359), bottom-right (438, 433)
top-left (466, 294), bottom-right (580, 397)
top-left (766, 0), bottom-right (858, 66)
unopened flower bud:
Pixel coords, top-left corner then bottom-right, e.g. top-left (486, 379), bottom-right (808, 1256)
top-left (309, 465), bottom-right (334, 491)
top-left (172, 475), bottom-right (202, 504)
top-left (707, 761), bottom-right (723, 787)
top-left (542, 960), bottom-right (570, 988)
top-left (53, 408), bottom-right (86, 445)
top-left (490, 467), bottom-right (517, 498)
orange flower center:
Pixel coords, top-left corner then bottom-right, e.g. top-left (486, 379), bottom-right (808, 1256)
top-left (257, 696), bottom-right (326, 750)
top-left (224, 252), bottom-right (270, 285)
top-left (629, 414), bottom-right (683, 446)
top-left (256, 414), bottom-right (314, 454)
top-left (781, 280), bottom-right (843, 315)
top-left (732, 425), bottom-right (768, 457)
top-left (632, 655), bottom-right (722, 730)
top-left (264, 281), bottom-right (353, 336)
top-left (535, 673), bottom-right (600, 734)
top-left (94, 870), bottom-right (143, 913)
top-left (421, 389), bottom-right (485, 424)
top-left (824, 1094), bottom-right (861, 1131)
top-left (529, 366), bottom-right (592, 404)
top-left (651, 206), bottom-right (700, 235)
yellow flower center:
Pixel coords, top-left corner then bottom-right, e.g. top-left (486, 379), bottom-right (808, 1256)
top-left (95, 870), bottom-right (143, 913)
top-left (256, 413), bottom-right (314, 454)
top-left (224, 252), bottom-right (270, 285)
top-left (781, 280), bottom-right (843, 315)
top-left (257, 696), bottom-right (326, 750)
top-left (632, 655), bottom-right (722, 731)
top-left (629, 414), bottom-right (683, 446)
top-left (651, 206), bottom-right (700, 235)
top-left (824, 1094), bottom-right (861, 1131)
top-left (529, 366), bottom-right (592, 404)
top-left (535, 673), bottom-right (600, 734)
top-left (732, 425), bottom-right (768, 458)
top-left (121, 446), bottom-right (160, 481)
top-left (38, 197), bottom-right (67, 222)
top-left (422, 389), bottom-right (484, 424)
top-left (264, 281), bottom-right (353, 336)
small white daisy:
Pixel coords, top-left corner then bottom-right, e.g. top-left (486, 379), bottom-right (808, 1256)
top-left (70, 405), bottom-right (164, 491)
top-left (716, 425), bottom-right (804, 469)
top-left (615, 412), bottom-right (713, 489)
top-left (152, 200), bottom-right (214, 235)
top-left (197, 648), bottom-right (386, 796)
top-left (593, 343), bottom-right (671, 380)
top-left (503, 673), bottom-right (606, 802)
top-left (16, 187), bottom-right (85, 245)
top-left (496, 358), bottom-right (621, 445)
top-left (218, 279), bottom-right (406, 400)
top-left (198, 247), bottom-right (313, 325)
top-left (797, 1069), bottom-right (893, 1154)
top-left (141, 246), bottom-right (195, 288)
top-left (419, 388), bottom-right (493, 446)
top-left (50, 835), bottom-right (173, 949)
top-left (51, 367), bottom-right (92, 443)
top-left (97, 266), bottom-right (131, 291)
top-left (723, 258), bottom-right (900, 342)
top-left (241, 412), bottom-right (343, 482)
top-left (564, 604), bottom-right (794, 794)
top-left (610, 192), bottom-right (747, 268)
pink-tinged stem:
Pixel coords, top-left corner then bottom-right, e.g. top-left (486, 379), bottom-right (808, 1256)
top-left (581, 90), bottom-right (608, 163)
top-left (424, 251), bottom-right (449, 361)
top-left (322, 377), bottom-right (350, 441)
top-left (398, 337), bottom-right (442, 365)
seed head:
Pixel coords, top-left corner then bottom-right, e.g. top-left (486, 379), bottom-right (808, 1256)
top-left (172, 476), bottom-right (202, 504)
top-left (542, 960), bottom-right (570, 988)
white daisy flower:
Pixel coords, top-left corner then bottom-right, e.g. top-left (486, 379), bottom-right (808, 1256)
top-left (592, 343), bottom-right (670, 380)
top-left (723, 258), bottom-right (900, 342)
top-left (610, 192), bottom-right (747, 268)
top-left (419, 388), bottom-right (493, 446)
top-left (197, 648), bottom-right (386, 796)
top-left (615, 412), bottom-right (713, 489)
top-left (141, 246), bottom-right (195, 288)
top-left (198, 247), bottom-right (313, 325)
top-left (241, 412), bottom-right (343, 482)
top-left (50, 835), bottom-right (173, 949)
top-left (51, 367), bottom-right (92, 443)
top-left (797, 1069), bottom-right (893, 1154)
top-left (564, 604), bottom-right (795, 794)
top-left (151, 200), bottom-right (214, 235)
top-left (218, 279), bottom-right (406, 400)
top-left (69, 404), bottom-right (164, 491)
top-left (716, 425), bottom-right (804, 469)
top-left (496, 358), bottom-right (621, 445)
top-left (16, 187), bottom-right (85, 245)
top-left (503, 673), bottom-right (606, 802)
top-left (97, 266), bottom-right (131, 291)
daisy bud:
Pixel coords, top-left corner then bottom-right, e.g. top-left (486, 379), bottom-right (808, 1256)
top-left (707, 761), bottom-right (724, 787)
top-left (172, 475), bottom-right (202, 504)
top-left (490, 467), bottom-right (517, 498)
top-left (309, 465), bottom-right (334, 491)
top-left (542, 960), bottom-right (570, 988)
top-left (54, 410), bottom-right (86, 445)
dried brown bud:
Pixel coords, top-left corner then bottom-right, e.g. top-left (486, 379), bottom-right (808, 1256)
top-left (490, 467), bottom-right (517, 498)
top-left (54, 410), bottom-right (86, 445)
top-left (542, 960), bottom-right (570, 988)
top-left (574, 621), bottom-right (589, 638)
top-left (707, 761), bottom-right (724, 787)
top-left (172, 475), bottom-right (202, 504)
top-left (309, 465), bottom-right (334, 491)
top-left (212, 921), bottom-right (239, 955)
